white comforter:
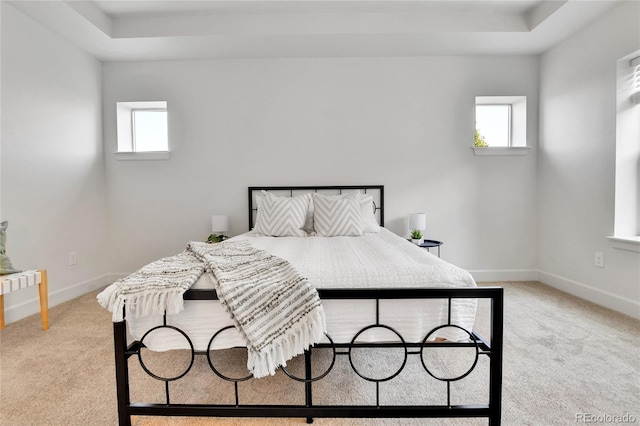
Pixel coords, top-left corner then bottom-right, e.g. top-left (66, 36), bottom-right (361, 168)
top-left (231, 228), bottom-right (473, 290)
top-left (129, 228), bottom-right (477, 351)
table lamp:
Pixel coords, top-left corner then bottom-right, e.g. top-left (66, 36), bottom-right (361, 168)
top-left (208, 215), bottom-right (229, 243)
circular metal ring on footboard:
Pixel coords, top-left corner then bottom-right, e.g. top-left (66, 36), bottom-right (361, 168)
top-left (348, 324), bottom-right (408, 383)
top-left (420, 324), bottom-right (479, 382)
top-left (206, 326), bottom-right (253, 382)
top-left (281, 333), bottom-right (336, 383)
top-left (138, 325), bottom-right (195, 382)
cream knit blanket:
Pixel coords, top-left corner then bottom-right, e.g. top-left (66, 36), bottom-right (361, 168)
top-left (97, 240), bottom-right (326, 378)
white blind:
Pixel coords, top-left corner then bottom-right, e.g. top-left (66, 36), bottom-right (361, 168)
top-left (631, 56), bottom-right (640, 104)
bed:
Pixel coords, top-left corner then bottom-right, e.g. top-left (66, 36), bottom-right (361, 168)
top-left (106, 185), bottom-right (503, 425)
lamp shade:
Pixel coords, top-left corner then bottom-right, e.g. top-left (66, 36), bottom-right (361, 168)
top-left (211, 215), bottom-right (229, 233)
top-left (409, 213), bottom-right (426, 231)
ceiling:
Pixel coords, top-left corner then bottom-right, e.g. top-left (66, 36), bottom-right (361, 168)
top-left (8, 0), bottom-right (619, 61)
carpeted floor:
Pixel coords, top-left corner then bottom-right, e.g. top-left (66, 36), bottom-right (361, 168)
top-left (0, 281), bottom-right (638, 426)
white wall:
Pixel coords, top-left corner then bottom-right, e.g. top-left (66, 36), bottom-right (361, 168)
top-left (538, 1), bottom-right (640, 318)
top-left (103, 56), bottom-right (539, 277)
top-left (0, 3), bottom-right (109, 322)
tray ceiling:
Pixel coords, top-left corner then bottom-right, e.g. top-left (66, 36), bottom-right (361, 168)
top-left (7, 0), bottom-right (619, 61)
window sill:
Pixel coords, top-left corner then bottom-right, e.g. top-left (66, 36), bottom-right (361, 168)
top-left (472, 147), bottom-right (531, 156)
top-left (607, 236), bottom-right (640, 253)
top-left (115, 152), bottom-right (170, 161)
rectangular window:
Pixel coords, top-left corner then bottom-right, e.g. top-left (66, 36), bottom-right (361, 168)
top-left (631, 55), bottom-right (640, 105)
top-left (116, 101), bottom-right (169, 160)
top-left (474, 96), bottom-right (528, 156)
top-left (610, 51), bottom-right (640, 251)
top-left (132, 109), bottom-right (168, 152)
top-left (476, 104), bottom-right (511, 147)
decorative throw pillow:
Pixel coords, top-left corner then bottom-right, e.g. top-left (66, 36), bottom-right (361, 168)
top-left (313, 193), bottom-right (364, 237)
top-left (255, 192), bottom-right (314, 233)
top-left (1, 221), bottom-right (20, 275)
top-left (358, 193), bottom-right (380, 233)
top-left (254, 191), bottom-right (310, 237)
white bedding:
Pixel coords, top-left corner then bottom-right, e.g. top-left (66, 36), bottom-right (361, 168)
top-left (129, 228), bottom-right (477, 351)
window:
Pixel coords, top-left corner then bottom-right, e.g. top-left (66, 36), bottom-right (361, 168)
top-left (476, 104), bottom-right (511, 147)
top-left (116, 101), bottom-right (169, 160)
top-left (474, 96), bottom-right (529, 156)
top-left (610, 51), bottom-right (640, 252)
top-left (132, 109), bottom-right (168, 152)
top-left (632, 56), bottom-right (640, 105)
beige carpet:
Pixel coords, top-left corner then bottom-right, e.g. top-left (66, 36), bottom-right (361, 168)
top-left (1, 282), bottom-right (638, 426)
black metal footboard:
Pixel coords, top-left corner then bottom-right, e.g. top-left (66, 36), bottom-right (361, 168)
top-left (113, 287), bottom-right (503, 425)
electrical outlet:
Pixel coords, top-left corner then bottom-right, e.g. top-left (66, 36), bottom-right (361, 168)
top-left (594, 251), bottom-right (604, 268)
top-left (69, 251), bottom-right (77, 266)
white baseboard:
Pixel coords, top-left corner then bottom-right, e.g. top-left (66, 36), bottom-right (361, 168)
top-left (469, 269), bottom-right (539, 282)
top-left (537, 270), bottom-right (640, 320)
top-left (2, 274), bottom-right (111, 325)
top-left (462, 269), bottom-right (639, 320)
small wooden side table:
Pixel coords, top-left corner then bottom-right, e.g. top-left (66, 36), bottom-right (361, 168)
top-left (0, 269), bottom-right (49, 330)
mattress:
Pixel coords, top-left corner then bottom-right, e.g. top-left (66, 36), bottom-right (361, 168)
top-left (128, 228), bottom-right (477, 351)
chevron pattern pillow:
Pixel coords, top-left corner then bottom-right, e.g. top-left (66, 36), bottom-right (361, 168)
top-left (313, 193), bottom-right (364, 237)
top-left (254, 192), bottom-right (310, 237)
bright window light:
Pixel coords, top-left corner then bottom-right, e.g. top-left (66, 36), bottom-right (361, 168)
top-left (132, 109), bottom-right (168, 152)
top-left (476, 104), bottom-right (511, 147)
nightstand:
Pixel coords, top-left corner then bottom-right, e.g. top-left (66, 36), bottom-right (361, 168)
top-left (418, 240), bottom-right (443, 257)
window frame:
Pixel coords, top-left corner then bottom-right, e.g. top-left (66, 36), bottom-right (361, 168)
top-left (131, 108), bottom-right (168, 153)
top-left (473, 96), bottom-right (530, 156)
top-left (610, 51), bottom-right (640, 251)
top-left (475, 103), bottom-right (513, 147)
top-left (115, 101), bottom-right (170, 161)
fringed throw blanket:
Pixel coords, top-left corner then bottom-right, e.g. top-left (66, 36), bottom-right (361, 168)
top-left (97, 240), bottom-right (326, 378)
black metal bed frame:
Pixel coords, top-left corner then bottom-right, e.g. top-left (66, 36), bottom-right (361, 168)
top-left (111, 185), bottom-right (503, 425)
top-left (247, 185), bottom-right (385, 231)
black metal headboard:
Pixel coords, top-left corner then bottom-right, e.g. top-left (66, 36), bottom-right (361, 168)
top-left (248, 185), bottom-right (384, 230)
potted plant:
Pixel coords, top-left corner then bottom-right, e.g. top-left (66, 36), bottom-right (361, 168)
top-left (206, 234), bottom-right (228, 244)
top-left (475, 127), bottom-right (489, 147)
top-left (410, 229), bottom-right (423, 245)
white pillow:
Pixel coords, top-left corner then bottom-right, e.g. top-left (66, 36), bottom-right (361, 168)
top-left (313, 193), bottom-right (364, 237)
top-left (254, 191), bottom-right (310, 237)
top-left (358, 193), bottom-right (380, 233)
top-left (304, 196), bottom-right (314, 233)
